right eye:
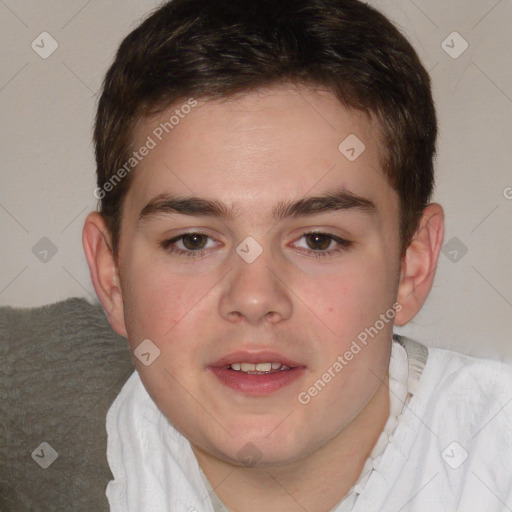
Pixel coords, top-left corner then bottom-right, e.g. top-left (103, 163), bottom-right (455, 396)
top-left (160, 232), bottom-right (220, 258)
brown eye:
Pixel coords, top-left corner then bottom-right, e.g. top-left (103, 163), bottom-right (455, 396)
top-left (181, 233), bottom-right (208, 250)
top-left (160, 231), bottom-right (217, 257)
top-left (292, 231), bottom-right (352, 258)
top-left (304, 233), bottom-right (333, 251)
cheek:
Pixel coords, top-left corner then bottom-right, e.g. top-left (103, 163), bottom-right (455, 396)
top-left (310, 266), bottom-right (386, 312)
top-left (121, 261), bottom-right (218, 344)
top-left (306, 259), bottom-right (394, 333)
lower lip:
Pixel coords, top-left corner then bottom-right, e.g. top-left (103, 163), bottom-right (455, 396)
top-left (208, 367), bottom-right (305, 395)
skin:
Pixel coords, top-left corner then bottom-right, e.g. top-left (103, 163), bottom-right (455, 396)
top-left (83, 84), bottom-right (444, 512)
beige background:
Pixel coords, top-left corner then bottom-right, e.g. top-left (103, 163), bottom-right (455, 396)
top-left (0, 0), bottom-right (511, 359)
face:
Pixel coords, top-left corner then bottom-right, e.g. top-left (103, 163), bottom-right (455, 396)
top-left (116, 85), bottom-right (403, 466)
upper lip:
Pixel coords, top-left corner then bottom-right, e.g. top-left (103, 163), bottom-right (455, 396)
top-left (209, 350), bottom-right (305, 368)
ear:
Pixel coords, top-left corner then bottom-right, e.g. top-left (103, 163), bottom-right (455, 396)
top-left (395, 203), bottom-right (444, 326)
top-left (82, 212), bottom-right (127, 337)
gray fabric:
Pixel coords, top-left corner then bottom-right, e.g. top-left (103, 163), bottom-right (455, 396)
top-left (0, 298), bottom-right (134, 512)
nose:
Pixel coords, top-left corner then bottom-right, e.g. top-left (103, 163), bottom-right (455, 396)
top-left (218, 246), bottom-right (293, 326)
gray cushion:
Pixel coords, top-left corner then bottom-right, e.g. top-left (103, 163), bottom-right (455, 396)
top-left (0, 298), bottom-right (134, 511)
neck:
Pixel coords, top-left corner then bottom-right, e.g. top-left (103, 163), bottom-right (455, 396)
top-left (193, 372), bottom-right (390, 512)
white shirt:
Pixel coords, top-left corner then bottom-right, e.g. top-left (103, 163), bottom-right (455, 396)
top-left (105, 336), bottom-right (512, 511)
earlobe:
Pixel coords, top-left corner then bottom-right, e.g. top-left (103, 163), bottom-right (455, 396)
top-left (395, 203), bottom-right (444, 326)
top-left (82, 212), bottom-right (127, 337)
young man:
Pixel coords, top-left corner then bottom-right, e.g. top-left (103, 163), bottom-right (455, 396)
top-left (83, 0), bottom-right (512, 510)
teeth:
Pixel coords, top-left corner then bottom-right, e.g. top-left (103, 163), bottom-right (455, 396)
top-left (228, 362), bottom-right (290, 373)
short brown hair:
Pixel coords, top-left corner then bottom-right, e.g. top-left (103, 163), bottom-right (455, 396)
top-left (94, 0), bottom-right (437, 256)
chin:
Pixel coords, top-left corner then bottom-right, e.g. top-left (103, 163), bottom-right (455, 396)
top-left (201, 426), bottom-right (316, 468)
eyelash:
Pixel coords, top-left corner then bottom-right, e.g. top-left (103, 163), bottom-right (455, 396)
top-left (160, 231), bottom-right (352, 259)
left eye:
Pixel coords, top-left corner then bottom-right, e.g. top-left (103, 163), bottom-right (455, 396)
top-left (292, 232), bottom-right (351, 256)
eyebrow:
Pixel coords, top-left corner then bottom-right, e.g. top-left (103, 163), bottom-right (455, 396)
top-left (138, 186), bottom-right (376, 223)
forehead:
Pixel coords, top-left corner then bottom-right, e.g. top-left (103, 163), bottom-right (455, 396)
top-left (125, 84), bottom-right (397, 223)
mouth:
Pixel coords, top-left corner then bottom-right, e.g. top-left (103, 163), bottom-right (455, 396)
top-left (226, 361), bottom-right (292, 374)
top-left (208, 351), bottom-right (306, 395)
